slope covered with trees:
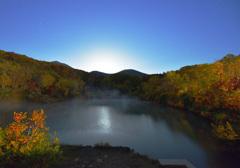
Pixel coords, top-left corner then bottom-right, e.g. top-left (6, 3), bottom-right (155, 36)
top-left (142, 54), bottom-right (240, 140)
top-left (0, 50), bottom-right (87, 102)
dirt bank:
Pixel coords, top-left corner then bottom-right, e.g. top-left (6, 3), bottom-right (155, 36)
top-left (51, 145), bottom-right (187, 168)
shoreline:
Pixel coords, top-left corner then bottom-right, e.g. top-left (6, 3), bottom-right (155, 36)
top-left (50, 144), bottom-right (188, 168)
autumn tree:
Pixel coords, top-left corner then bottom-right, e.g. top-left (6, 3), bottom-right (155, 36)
top-left (54, 78), bottom-right (81, 97)
top-left (211, 121), bottom-right (239, 140)
top-left (0, 110), bottom-right (60, 167)
top-left (41, 73), bottom-right (55, 89)
top-left (142, 76), bottom-right (161, 101)
top-left (0, 72), bottom-right (11, 89)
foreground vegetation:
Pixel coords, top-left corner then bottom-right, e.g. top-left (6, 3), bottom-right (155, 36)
top-left (0, 110), bottom-right (60, 168)
top-left (0, 50), bottom-right (240, 141)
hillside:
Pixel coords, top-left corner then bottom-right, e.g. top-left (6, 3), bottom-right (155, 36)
top-left (0, 50), bottom-right (89, 102)
top-left (52, 61), bottom-right (72, 68)
top-left (91, 69), bottom-right (147, 76)
top-left (117, 69), bottom-right (147, 76)
top-left (91, 71), bottom-right (110, 76)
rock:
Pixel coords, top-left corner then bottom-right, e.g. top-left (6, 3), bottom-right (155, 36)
top-left (74, 158), bottom-right (80, 162)
top-left (97, 159), bottom-right (103, 163)
top-left (104, 155), bottom-right (108, 159)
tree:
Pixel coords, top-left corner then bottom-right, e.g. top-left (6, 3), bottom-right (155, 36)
top-left (142, 76), bottom-right (161, 101)
top-left (0, 110), bottom-right (60, 167)
top-left (54, 78), bottom-right (79, 97)
top-left (0, 72), bottom-right (11, 89)
top-left (41, 74), bottom-right (55, 89)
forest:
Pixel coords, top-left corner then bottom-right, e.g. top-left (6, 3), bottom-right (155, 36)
top-left (0, 50), bottom-right (240, 141)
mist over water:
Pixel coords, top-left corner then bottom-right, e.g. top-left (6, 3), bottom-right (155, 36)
top-left (0, 95), bottom-right (239, 168)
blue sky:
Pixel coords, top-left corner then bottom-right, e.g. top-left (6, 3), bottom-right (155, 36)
top-left (0, 0), bottom-right (240, 74)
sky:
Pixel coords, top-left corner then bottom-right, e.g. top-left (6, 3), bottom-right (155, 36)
top-left (0, 0), bottom-right (240, 74)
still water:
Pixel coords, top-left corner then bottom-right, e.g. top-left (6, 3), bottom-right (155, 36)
top-left (0, 98), bottom-right (239, 168)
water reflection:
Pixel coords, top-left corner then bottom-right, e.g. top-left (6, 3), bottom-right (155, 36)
top-left (97, 106), bottom-right (112, 133)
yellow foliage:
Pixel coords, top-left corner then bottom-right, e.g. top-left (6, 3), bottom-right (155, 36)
top-left (0, 72), bottom-right (12, 88)
top-left (41, 74), bottom-right (55, 88)
top-left (224, 89), bottom-right (240, 110)
top-left (211, 121), bottom-right (239, 140)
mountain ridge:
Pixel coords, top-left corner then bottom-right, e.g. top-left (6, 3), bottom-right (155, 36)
top-left (50, 61), bottom-right (147, 76)
top-left (91, 69), bottom-right (147, 76)
top-left (52, 61), bottom-right (72, 68)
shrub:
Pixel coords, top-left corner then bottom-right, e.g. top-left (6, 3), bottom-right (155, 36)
top-left (94, 142), bottom-right (110, 148)
top-left (200, 111), bottom-right (211, 118)
top-left (214, 113), bottom-right (228, 122)
top-left (180, 93), bottom-right (191, 107)
top-left (0, 110), bottom-right (60, 167)
top-left (211, 121), bottom-right (240, 140)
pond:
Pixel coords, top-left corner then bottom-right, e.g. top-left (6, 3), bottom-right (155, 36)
top-left (0, 98), bottom-right (239, 168)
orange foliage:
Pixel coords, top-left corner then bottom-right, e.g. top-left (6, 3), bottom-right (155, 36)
top-left (0, 110), bottom-right (60, 166)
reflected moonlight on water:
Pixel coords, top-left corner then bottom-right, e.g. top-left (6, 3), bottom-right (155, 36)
top-left (97, 106), bottom-right (112, 134)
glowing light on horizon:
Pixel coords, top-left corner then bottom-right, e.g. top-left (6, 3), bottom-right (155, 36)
top-left (74, 48), bottom-right (136, 73)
